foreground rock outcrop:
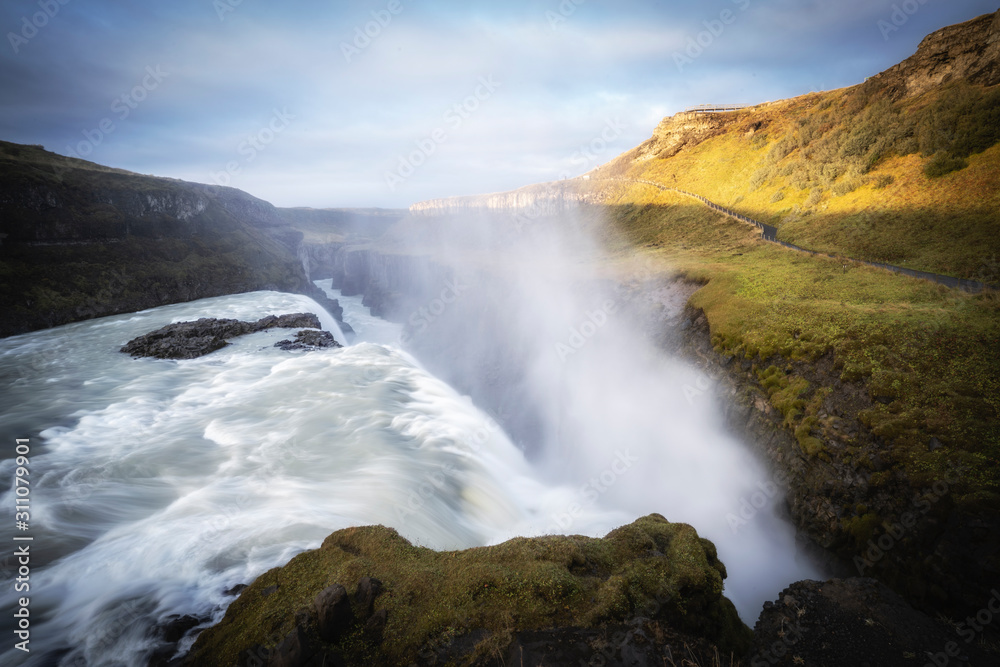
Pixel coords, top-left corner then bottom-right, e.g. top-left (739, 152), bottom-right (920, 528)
top-left (120, 313), bottom-right (332, 359)
top-left (750, 578), bottom-right (998, 666)
top-left (181, 514), bottom-right (752, 666)
top-left (166, 518), bottom-right (1000, 666)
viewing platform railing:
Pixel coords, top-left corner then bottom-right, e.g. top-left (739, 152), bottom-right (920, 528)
top-left (683, 104), bottom-right (757, 113)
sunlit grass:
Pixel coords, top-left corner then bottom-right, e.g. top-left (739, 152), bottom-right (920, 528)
top-left (600, 183), bottom-right (1000, 501)
top-left (609, 83), bottom-right (1000, 280)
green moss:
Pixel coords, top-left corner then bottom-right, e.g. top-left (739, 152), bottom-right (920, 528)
top-left (795, 416), bottom-right (824, 457)
top-left (870, 471), bottom-right (892, 488)
top-left (843, 512), bottom-right (882, 547)
top-left (769, 375), bottom-right (811, 425)
top-left (188, 515), bottom-right (752, 666)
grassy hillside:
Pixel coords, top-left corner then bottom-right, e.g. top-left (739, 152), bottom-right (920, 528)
top-left (582, 15), bottom-right (1000, 511)
top-left (558, 33), bottom-right (999, 609)
top-left (599, 81), bottom-right (1000, 282)
top-left (602, 183), bottom-right (999, 488)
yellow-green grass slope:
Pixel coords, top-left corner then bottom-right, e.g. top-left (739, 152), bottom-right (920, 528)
top-left (599, 81), bottom-right (1000, 283)
top-left (597, 178), bottom-right (999, 510)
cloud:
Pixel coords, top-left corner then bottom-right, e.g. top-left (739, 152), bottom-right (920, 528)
top-left (1, 0), bottom-right (997, 208)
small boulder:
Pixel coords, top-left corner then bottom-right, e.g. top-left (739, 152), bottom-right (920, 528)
top-left (354, 576), bottom-right (384, 619)
top-left (274, 330), bottom-right (341, 351)
top-left (314, 584), bottom-right (353, 642)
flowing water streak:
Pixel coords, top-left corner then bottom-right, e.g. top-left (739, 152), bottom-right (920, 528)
top-left (0, 291), bottom-right (626, 666)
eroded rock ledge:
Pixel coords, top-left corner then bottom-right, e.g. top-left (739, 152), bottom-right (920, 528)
top-left (162, 516), bottom-right (1000, 666)
top-left (180, 514), bottom-right (751, 666)
top-left (120, 313), bottom-right (339, 359)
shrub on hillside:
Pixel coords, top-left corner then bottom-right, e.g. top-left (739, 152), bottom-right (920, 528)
top-left (819, 162), bottom-right (845, 187)
top-left (750, 168), bottom-right (770, 190)
top-left (832, 179), bottom-right (863, 196)
top-left (911, 83), bottom-right (1000, 176)
top-left (758, 83), bottom-right (998, 186)
top-left (873, 174), bottom-right (895, 189)
top-left (924, 151), bottom-right (968, 178)
top-left (765, 137), bottom-right (796, 165)
top-left (789, 163), bottom-right (811, 190)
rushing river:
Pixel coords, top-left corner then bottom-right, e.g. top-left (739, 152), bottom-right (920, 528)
top-left (0, 283), bottom-right (820, 666)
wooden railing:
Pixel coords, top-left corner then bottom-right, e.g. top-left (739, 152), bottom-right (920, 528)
top-left (683, 104), bottom-right (757, 113)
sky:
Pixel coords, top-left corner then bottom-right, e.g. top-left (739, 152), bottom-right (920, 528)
top-left (1, 0), bottom-right (996, 209)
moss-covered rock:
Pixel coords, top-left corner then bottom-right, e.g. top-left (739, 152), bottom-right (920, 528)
top-left (184, 514), bottom-right (751, 666)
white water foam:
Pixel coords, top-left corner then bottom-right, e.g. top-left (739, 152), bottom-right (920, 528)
top-left (0, 290), bottom-right (625, 666)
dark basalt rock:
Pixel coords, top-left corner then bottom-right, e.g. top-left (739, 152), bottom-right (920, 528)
top-left (750, 578), bottom-right (998, 666)
top-left (147, 613), bottom-right (212, 667)
top-left (314, 584), bottom-right (353, 643)
top-left (274, 329), bottom-right (341, 351)
top-left (121, 313), bottom-right (324, 359)
top-left (352, 577), bottom-right (383, 619)
top-left (224, 577), bottom-right (385, 667)
top-left (224, 584), bottom-right (249, 597)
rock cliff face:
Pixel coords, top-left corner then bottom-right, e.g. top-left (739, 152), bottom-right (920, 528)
top-left (669, 299), bottom-right (1000, 621)
top-left (863, 8), bottom-right (1000, 100)
top-left (0, 141), bottom-right (342, 337)
top-left (626, 111), bottom-right (751, 164)
top-left (408, 180), bottom-right (593, 217)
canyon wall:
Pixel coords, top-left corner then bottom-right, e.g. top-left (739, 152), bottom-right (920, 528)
top-left (0, 141), bottom-right (346, 337)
